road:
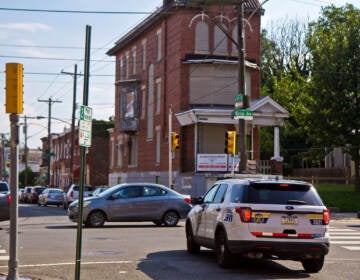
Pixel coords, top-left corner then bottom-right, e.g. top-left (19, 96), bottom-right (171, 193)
top-left (0, 204), bottom-right (359, 280)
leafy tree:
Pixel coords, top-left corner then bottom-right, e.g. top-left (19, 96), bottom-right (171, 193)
top-left (306, 4), bottom-right (360, 191)
top-left (19, 167), bottom-right (36, 187)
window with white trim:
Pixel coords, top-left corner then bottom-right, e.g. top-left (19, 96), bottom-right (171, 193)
top-left (214, 24), bottom-right (228, 54)
top-left (132, 46), bottom-right (137, 75)
top-left (156, 29), bottom-right (162, 61)
top-left (155, 78), bottom-right (161, 115)
top-left (117, 136), bottom-right (122, 168)
top-left (147, 64), bottom-right (154, 139)
top-left (155, 126), bottom-right (161, 165)
top-left (125, 51), bottom-right (130, 78)
top-left (141, 39), bottom-right (147, 70)
top-left (119, 57), bottom-right (123, 80)
top-left (128, 135), bottom-right (138, 167)
top-left (141, 85), bottom-right (146, 120)
top-left (195, 21), bottom-right (209, 53)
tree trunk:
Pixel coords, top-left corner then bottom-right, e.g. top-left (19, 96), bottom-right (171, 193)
top-left (355, 157), bottom-right (360, 192)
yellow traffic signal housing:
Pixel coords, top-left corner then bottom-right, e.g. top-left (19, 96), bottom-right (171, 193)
top-left (225, 131), bottom-right (236, 155)
top-left (172, 132), bottom-right (180, 150)
top-left (5, 63), bottom-right (23, 114)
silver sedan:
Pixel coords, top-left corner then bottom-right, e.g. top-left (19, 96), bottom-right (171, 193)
top-left (68, 183), bottom-right (192, 227)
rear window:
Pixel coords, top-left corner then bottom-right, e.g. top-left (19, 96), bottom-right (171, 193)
top-left (0, 182), bottom-right (9, 192)
top-left (243, 183), bottom-right (324, 206)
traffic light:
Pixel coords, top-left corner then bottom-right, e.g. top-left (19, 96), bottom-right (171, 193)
top-left (172, 132), bottom-right (180, 150)
top-left (225, 131), bottom-right (236, 155)
top-left (5, 63), bottom-right (23, 114)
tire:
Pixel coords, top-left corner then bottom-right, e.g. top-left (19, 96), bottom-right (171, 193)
top-left (215, 229), bottom-right (232, 268)
top-left (162, 211), bottom-right (179, 227)
top-left (186, 222), bottom-right (200, 254)
top-left (86, 211), bottom-right (106, 228)
top-left (153, 220), bottom-right (163, 226)
top-left (301, 256), bottom-right (324, 273)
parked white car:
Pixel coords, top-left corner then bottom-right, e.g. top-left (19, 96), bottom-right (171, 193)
top-left (185, 177), bottom-right (330, 273)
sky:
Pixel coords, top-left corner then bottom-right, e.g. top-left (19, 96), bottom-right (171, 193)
top-left (0, 0), bottom-right (359, 149)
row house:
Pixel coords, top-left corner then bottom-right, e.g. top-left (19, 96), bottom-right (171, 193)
top-left (106, 0), bottom-right (288, 195)
top-left (41, 122), bottom-right (110, 189)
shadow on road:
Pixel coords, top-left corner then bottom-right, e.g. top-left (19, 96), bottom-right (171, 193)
top-left (137, 250), bottom-right (310, 280)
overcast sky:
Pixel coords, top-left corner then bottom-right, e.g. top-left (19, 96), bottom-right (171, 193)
top-left (0, 0), bottom-right (358, 149)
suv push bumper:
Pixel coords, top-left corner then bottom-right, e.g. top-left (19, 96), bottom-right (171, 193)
top-left (227, 240), bottom-right (329, 259)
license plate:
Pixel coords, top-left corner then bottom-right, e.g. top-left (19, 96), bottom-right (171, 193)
top-left (281, 215), bottom-right (298, 225)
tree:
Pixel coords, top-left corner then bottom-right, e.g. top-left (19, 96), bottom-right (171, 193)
top-left (19, 167), bottom-right (36, 187)
top-left (306, 4), bottom-right (360, 191)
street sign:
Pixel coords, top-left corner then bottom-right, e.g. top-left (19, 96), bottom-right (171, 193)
top-left (232, 108), bottom-right (253, 120)
top-left (79, 105), bottom-right (92, 147)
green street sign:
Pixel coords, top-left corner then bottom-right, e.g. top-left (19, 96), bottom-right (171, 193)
top-left (232, 108), bottom-right (253, 120)
top-left (234, 94), bottom-right (243, 103)
top-left (80, 105), bottom-right (92, 121)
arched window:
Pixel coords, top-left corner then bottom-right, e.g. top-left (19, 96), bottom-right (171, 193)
top-left (195, 21), bottom-right (209, 54)
top-left (147, 64), bottom-right (154, 140)
top-left (232, 24), bottom-right (239, 56)
top-left (214, 23), bottom-right (228, 55)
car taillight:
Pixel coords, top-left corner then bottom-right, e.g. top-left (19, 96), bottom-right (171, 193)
top-left (323, 209), bottom-right (330, 225)
top-left (235, 207), bottom-right (252, 223)
top-left (70, 191), bottom-right (73, 198)
top-left (185, 197), bottom-right (191, 204)
top-left (7, 195), bottom-right (11, 204)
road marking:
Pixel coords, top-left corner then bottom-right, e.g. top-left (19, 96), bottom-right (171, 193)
top-left (330, 232), bottom-right (360, 235)
top-left (0, 256), bottom-right (9, 261)
top-left (342, 246), bottom-right (360, 251)
top-left (331, 241), bottom-right (360, 244)
top-left (331, 236), bottom-right (360, 240)
top-left (329, 228), bottom-right (356, 232)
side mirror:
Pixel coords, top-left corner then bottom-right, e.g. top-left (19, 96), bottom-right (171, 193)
top-left (191, 196), bottom-right (204, 205)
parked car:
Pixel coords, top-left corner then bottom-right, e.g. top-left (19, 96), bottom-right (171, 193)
top-left (21, 186), bottom-right (33, 203)
top-left (64, 184), bottom-right (94, 209)
top-left (68, 183), bottom-right (192, 228)
top-left (185, 177), bottom-right (330, 273)
top-left (29, 186), bottom-right (46, 204)
top-left (18, 188), bottom-right (24, 202)
top-left (0, 181), bottom-right (10, 221)
top-left (38, 188), bottom-right (65, 207)
top-left (92, 187), bottom-right (108, 196)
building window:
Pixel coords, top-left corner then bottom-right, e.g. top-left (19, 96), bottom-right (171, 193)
top-left (156, 29), bottom-right (162, 61)
top-left (125, 52), bottom-right (130, 78)
top-left (155, 78), bottom-right (161, 115)
top-left (110, 137), bottom-right (114, 168)
top-left (117, 136), bottom-right (122, 168)
top-left (141, 39), bottom-right (147, 70)
top-left (119, 57), bottom-right (123, 80)
top-left (147, 64), bottom-right (154, 140)
top-left (141, 85), bottom-right (146, 120)
top-left (132, 46), bottom-right (137, 75)
top-left (214, 24), bottom-right (228, 54)
top-left (195, 21), bottom-right (209, 53)
top-left (231, 25), bottom-right (238, 56)
top-left (155, 126), bottom-right (161, 165)
top-left (128, 135), bottom-right (138, 167)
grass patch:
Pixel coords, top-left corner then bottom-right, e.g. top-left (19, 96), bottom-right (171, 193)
top-left (315, 184), bottom-right (360, 212)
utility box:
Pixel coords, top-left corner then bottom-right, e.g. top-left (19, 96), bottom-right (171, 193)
top-left (5, 63), bottom-right (23, 114)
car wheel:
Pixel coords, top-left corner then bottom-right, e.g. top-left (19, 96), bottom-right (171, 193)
top-left (86, 211), bottom-right (105, 228)
top-left (162, 211), bottom-right (179, 227)
top-left (301, 256), bottom-right (324, 273)
top-left (215, 229), bottom-right (232, 268)
top-left (153, 220), bottom-right (163, 226)
top-left (186, 222), bottom-right (200, 254)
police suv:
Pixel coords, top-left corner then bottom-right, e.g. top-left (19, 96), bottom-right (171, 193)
top-left (185, 177), bottom-right (330, 273)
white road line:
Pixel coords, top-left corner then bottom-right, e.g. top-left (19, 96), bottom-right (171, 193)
top-left (0, 256), bottom-right (9, 261)
top-left (329, 229), bottom-right (356, 232)
top-left (342, 246), bottom-right (360, 251)
top-left (0, 250), bottom-right (6, 254)
top-left (330, 232), bottom-right (360, 235)
top-left (331, 236), bottom-right (360, 239)
top-left (331, 241), bottom-right (360, 244)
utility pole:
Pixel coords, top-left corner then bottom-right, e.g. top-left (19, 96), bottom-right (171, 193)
top-left (237, 1), bottom-right (249, 173)
top-left (61, 64), bottom-right (83, 185)
top-left (23, 116), bottom-right (28, 186)
top-left (38, 98), bottom-right (62, 186)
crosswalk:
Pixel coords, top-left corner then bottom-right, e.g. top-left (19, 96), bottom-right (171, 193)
top-left (329, 226), bottom-right (360, 251)
top-left (0, 245), bottom-right (8, 262)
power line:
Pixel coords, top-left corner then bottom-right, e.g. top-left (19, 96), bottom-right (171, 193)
top-left (0, 55), bottom-right (114, 62)
top-left (0, 7), bottom-right (153, 14)
top-left (0, 43), bottom-right (105, 50)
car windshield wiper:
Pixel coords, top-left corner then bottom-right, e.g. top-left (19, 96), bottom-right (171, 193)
top-left (287, 199), bottom-right (307, 205)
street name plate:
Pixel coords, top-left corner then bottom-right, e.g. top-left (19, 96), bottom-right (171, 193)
top-left (232, 108), bottom-right (253, 120)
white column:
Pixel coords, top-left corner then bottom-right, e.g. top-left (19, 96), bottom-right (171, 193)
top-left (274, 126), bottom-right (280, 158)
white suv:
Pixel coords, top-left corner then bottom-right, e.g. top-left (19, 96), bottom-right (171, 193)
top-left (64, 184), bottom-right (94, 208)
top-left (185, 178), bottom-right (330, 273)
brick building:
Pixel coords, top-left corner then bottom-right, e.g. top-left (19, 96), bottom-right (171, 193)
top-left (41, 121), bottom-right (111, 188)
top-left (106, 0), bottom-right (288, 195)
